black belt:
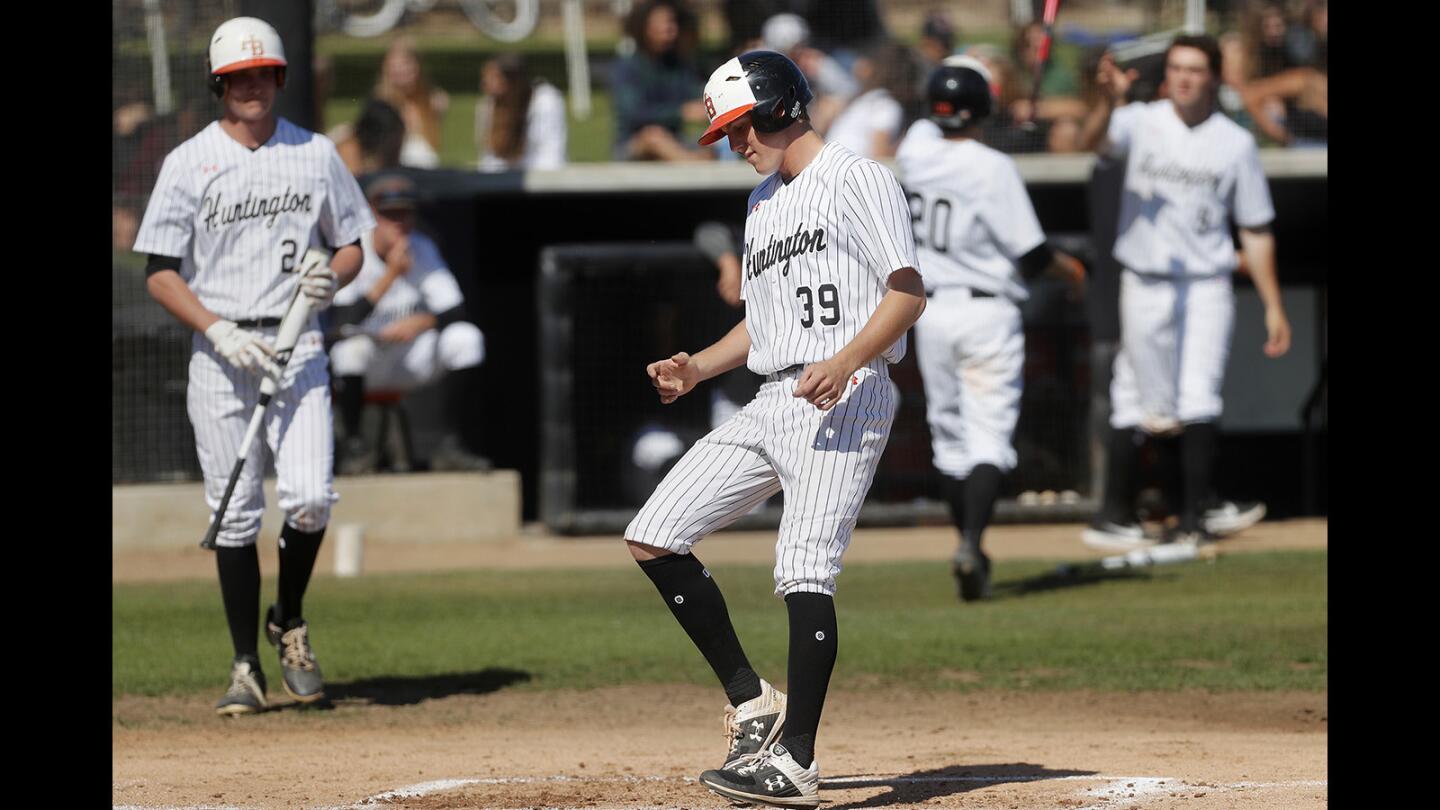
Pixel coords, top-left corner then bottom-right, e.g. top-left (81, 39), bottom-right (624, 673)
top-left (925, 287), bottom-right (996, 299)
top-left (235, 317), bottom-right (283, 328)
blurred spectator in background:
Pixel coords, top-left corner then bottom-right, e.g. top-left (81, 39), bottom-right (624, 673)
top-left (722, 0), bottom-right (789, 53)
top-left (374, 36), bottom-right (448, 168)
top-left (1010, 21), bottom-right (1087, 152)
top-left (760, 13), bottom-right (858, 135)
top-left (1220, 0), bottom-right (1326, 146)
top-left (335, 98), bottom-right (407, 176)
top-left (612, 0), bottom-right (712, 162)
top-left (825, 40), bottom-right (918, 159)
top-left (113, 97), bottom-right (206, 250)
top-left (963, 44), bottom-right (1048, 154)
top-left (476, 54), bottom-right (568, 171)
top-left (328, 174), bottom-right (490, 474)
top-left (916, 10), bottom-right (958, 71)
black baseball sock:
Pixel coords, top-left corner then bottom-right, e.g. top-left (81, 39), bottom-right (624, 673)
top-left (216, 544), bottom-right (261, 659)
top-left (276, 523), bottom-right (325, 625)
top-left (940, 474), bottom-right (966, 539)
top-left (336, 374), bottom-right (365, 439)
top-left (961, 464), bottom-right (1003, 552)
top-left (638, 553), bottom-right (761, 706)
top-left (1154, 434), bottom-right (1182, 520)
top-left (1100, 427), bottom-right (1142, 524)
top-left (778, 592), bottom-right (837, 769)
top-left (1180, 421), bottom-right (1218, 533)
top-left (442, 365), bottom-right (482, 439)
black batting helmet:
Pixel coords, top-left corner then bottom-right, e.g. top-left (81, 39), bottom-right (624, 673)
top-left (699, 50), bottom-right (814, 145)
top-left (926, 55), bottom-right (994, 131)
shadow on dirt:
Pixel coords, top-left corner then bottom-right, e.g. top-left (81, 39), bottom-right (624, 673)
top-left (266, 667), bottom-right (534, 711)
top-left (823, 762), bottom-right (1098, 808)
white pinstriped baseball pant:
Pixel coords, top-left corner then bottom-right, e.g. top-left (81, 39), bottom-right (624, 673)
top-left (625, 358), bottom-right (897, 597)
top-left (187, 326), bottom-right (337, 548)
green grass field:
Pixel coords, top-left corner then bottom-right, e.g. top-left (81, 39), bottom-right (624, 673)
top-left (113, 550), bottom-right (1326, 699)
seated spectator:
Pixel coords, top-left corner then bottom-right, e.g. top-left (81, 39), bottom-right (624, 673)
top-left (760, 12), bottom-right (858, 135)
top-left (335, 98), bottom-right (407, 176)
top-left (1226, 0), bottom-right (1327, 145)
top-left (374, 36), bottom-right (448, 169)
top-left (825, 40), bottom-right (917, 159)
top-left (475, 53), bottom-right (568, 171)
top-left (612, 0), bottom-right (712, 162)
top-left (964, 44), bottom-right (1050, 154)
top-left (328, 174), bottom-right (490, 474)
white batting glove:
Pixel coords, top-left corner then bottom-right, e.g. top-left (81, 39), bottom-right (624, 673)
top-left (205, 320), bottom-right (283, 380)
top-left (297, 249), bottom-right (338, 310)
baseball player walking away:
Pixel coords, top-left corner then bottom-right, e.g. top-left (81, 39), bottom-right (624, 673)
top-left (623, 51), bottom-right (926, 808)
top-left (133, 17), bottom-right (374, 715)
top-left (897, 57), bottom-right (1086, 602)
top-left (1081, 35), bottom-right (1291, 550)
top-left (327, 173), bottom-right (490, 474)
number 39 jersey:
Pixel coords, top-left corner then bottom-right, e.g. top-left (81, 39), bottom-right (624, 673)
top-left (741, 141), bottom-right (920, 375)
top-left (133, 118), bottom-right (375, 321)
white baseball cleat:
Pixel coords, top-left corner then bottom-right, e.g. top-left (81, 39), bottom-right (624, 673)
top-left (1081, 521), bottom-right (1157, 550)
top-left (1202, 500), bottom-right (1266, 537)
top-left (700, 742), bottom-right (821, 808)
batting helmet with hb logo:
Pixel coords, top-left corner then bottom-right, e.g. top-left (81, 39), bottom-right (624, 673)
top-left (698, 50), bottom-right (814, 145)
top-left (926, 55), bottom-right (995, 131)
top-left (207, 16), bottom-right (288, 99)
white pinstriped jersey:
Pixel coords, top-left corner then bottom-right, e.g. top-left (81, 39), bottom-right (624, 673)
top-left (1108, 100), bottom-right (1275, 276)
top-left (331, 230), bottom-right (465, 335)
top-left (741, 141), bottom-right (920, 375)
top-left (896, 120), bottom-right (1046, 302)
top-left (133, 118), bottom-right (375, 321)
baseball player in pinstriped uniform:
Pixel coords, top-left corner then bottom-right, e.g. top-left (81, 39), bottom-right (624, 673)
top-left (897, 57), bottom-right (1086, 602)
top-left (1082, 35), bottom-right (1291, 550)
top-left (133, 17), bottom-right (374, 715)
top-left (624, 51), bottom-right (926, 808)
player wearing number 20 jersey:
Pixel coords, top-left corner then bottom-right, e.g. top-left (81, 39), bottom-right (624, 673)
top-left (622, 51), bottom-right (926, 810)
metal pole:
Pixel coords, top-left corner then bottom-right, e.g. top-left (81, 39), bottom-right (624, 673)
top-left (1185, 0), bottom-right (1206, 33)
top-left (143, 0), bottom-right (173, 115)
top-left (240, 0), bottom-right (315, 130)
top-left (564, 0), bottom-right (592, 120)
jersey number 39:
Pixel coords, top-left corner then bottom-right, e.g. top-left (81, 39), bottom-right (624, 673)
top-left (796, 284), bottom-right (840, 328)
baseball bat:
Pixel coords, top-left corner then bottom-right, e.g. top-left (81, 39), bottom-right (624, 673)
top-left (200, 252), bottom-right (324, 550)
top-left (1054, 541), bottom-right (1215, 577)
top-left (1022, 0), bottom-right (1064, 132)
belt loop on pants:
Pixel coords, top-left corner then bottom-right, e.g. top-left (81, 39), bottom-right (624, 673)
top-left (766, 363), bottom-right (805, 382)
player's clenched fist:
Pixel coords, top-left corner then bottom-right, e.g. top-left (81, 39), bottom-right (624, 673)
top-left (205, 320), bottom-right (282, 379)
top-left (297, 248), bottom-right (338, 309)
top-left (793, 358), bottom-right (855, 411)
top-left (647, 352), bottom-right (700, 404)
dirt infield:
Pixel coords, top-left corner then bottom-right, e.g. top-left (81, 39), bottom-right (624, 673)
top-left (112, 686), bottom-right (1326, 809)
top-left (112, 520), bottom-right (1327, 809)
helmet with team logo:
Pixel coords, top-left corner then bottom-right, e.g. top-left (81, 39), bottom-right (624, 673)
top-left (207, 16), bottom-right (288, 99)
top-left (698, 50), bottom-right (813, 145)
top-left (925, 55), bottom-right (994, 131)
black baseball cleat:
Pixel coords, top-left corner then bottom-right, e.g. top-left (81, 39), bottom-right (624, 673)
top-left (265, 605), bottom-right (325, 703)
top-left (722, 678), bottom-right (787, 770)
top-left (700, 742), bottom-right (821, 808)
top-left (952, 545), bottom-right (992, 602)
top-left (215, 655), bottom-right (268, 716)
top-left (1081, 520), bottom-right (1155, 550)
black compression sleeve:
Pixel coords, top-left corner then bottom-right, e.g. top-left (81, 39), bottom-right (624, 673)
top-left (434, 304), bottom-right (470, 331)
top-left (1017, 243), bottom-right (1055, 281)
top-left (146, 254), bottom-right (183, 277)
top-left (329, 300), bottom-right (375, 329)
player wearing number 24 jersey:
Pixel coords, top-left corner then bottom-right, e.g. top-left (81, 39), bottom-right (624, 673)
top-left (133, 17), bottom-right (374, 716)
top-left (621, 51), bottom-right (926, 809)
